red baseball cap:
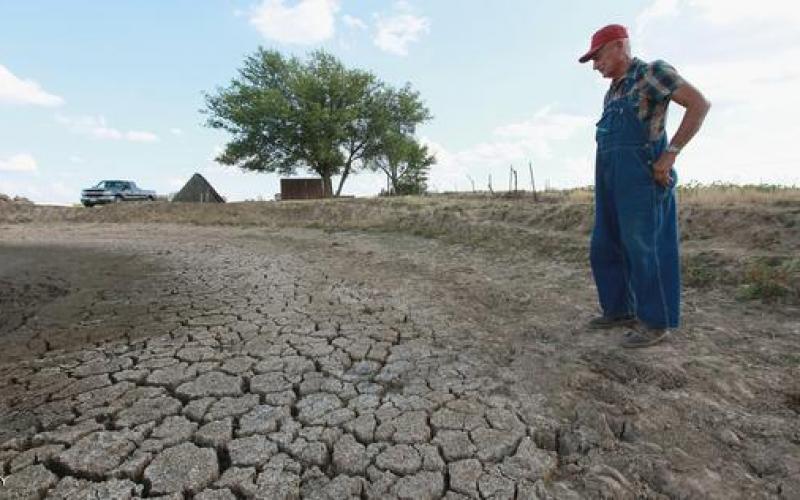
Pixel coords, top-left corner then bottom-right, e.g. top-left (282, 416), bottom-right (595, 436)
top-left (579, 24), bottom-right (629, 63)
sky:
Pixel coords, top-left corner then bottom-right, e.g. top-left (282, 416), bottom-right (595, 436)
top-left (1, 0), bottom-right (799, 204)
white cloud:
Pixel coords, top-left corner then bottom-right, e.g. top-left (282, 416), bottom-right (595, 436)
top-left (250, 0), bottom-right (339, 44)
top-left (170, 128), bottom-right (183, 136)
top-left (0, 153), bottom-right (38, 172)
top-left (635, 0), bottom-right (679, 35)
top-left (342, 14), bottom-right (367, 30)
top-left (0, 65), bottom-right (64, 106)
top-left (494, 106), bottom-right (593, 159)
top-left (424, 107), bottom-right (594, 192)
top-left (635, 0), bottom-right (800, 59)
top-left (126, 131), bottom-right (159, 143)
top-left (92, 126), bottom-right (123, 140)
top-left (57, 114), bottom-right (160, 143)
top-left (69, 155), bottom-right (85, 164)
top-left (636, 0), bottom-right (800, 28)
top-left (373, 3), bottom-right (430, 56)
top-left (633, 0), bottom-right (800, 186)
top-left (688, 0), bottom-right (800, 25)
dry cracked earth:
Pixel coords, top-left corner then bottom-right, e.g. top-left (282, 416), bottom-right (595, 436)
top-left (0, 222), bottom-right (798, 499)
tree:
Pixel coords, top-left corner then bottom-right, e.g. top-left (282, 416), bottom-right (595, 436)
top-left (203, 49), bottom-right (431, 197)
top-left (372, 132), bottom-right (435, 195)
top-left (367, 86), bottom-right (435, 195)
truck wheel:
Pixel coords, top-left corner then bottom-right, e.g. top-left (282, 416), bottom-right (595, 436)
top-left (147, 196), bottom-right (155, 202)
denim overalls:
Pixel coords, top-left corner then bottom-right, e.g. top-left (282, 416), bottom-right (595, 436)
top-left (590, 77), bottom-right (680, 329)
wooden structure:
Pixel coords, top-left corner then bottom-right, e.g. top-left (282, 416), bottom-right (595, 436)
top-left (172, 173), bottom-right (225, 203)
top-left (280, 178), bottom-right (324, 200)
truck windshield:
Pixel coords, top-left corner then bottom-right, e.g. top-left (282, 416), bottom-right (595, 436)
top-left (94, 181), bottom-right (126, 190)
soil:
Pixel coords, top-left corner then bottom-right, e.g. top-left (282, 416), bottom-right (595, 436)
top-left (0, 197), bottom-right (798, 499)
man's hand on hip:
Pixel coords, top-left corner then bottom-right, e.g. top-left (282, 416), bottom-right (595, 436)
top-left (653, 151), bottom-right (677, 187)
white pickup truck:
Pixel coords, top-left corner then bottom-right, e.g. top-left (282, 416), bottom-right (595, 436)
top-left (81, 180), bottom-right (156, 207)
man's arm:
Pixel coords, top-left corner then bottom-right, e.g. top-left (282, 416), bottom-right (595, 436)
top-left (653, 81), bottom-right (711, 187)
top-left (669, 82), bottom-right (712, 151)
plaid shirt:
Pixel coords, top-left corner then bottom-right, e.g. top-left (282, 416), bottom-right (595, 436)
top-left (604, 57), bottom-right (685, 141)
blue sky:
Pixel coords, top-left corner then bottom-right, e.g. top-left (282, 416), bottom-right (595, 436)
top-left (2, 0), bottom-right (799, 204)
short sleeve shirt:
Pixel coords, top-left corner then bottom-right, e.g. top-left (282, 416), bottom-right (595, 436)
top-left (604, 58), bottom-right (685, 141)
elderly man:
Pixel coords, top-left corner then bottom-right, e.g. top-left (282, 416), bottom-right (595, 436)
top-left (580, 24), bottom-right (710, 348)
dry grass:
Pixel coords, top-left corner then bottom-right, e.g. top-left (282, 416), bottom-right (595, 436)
top-left (432, 183), bottom-right (800, 206)
top-left (677, 182), bottom-right (800, 206)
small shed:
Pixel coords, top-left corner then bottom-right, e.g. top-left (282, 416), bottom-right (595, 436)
top-left (172, 173), bottom-right (225, 203)
top-left (280, 178), bottom-right (324, 200)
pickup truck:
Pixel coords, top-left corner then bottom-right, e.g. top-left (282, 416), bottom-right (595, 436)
top-left (81, 180), bottom-right (156, 207)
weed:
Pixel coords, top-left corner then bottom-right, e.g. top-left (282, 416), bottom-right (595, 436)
top-left (736, 257), bottom-right (800, 303)
top-left (683, 254), bottom-right (720, 288)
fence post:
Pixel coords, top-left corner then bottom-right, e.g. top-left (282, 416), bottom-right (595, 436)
top-left (513, 168), bottom-right (518, 193)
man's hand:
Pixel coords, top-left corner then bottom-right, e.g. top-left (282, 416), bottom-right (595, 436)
top-left (652, 151), bottom-right (677, 187)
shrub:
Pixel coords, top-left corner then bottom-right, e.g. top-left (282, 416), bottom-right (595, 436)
top-left (737, 257), bottom-right (800, 303)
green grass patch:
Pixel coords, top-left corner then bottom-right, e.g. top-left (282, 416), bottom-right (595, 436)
top-left (737, 257), bottom-right (800, 303)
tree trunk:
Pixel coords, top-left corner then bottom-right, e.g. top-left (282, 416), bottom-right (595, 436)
top-left (335, 162), bottom-right (351, 197)
top-left (336, 145), bottom-right (361, 197)
top-left (389, 163), bottom-right (399, 194)
top-left (322, 175), bottom-right (333, 198)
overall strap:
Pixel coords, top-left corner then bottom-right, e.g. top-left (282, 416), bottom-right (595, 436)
top-left (604, 69), bottom-right (637, 111)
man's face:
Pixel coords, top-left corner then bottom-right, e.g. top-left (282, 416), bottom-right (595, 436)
top-left (592, 40), bottom-right (623, 79)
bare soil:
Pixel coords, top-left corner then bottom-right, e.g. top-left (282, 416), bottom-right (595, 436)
top-left (0, 195), bottom-right (798, 499)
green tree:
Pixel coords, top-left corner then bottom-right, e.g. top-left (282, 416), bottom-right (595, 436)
top-left (203, 49), bottom-right (431, 197)
top-left (367, 86), bottom-right (435, 195)
top-left (372, 132), bottom-right (435, 195)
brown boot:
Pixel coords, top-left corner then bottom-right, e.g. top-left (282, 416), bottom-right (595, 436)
top-left (621, 327), bottom-right (669, 348)
top-left (587, 315), bottom-right (637, 330)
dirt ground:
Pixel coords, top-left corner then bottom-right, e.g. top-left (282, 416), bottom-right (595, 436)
top-left (0, 196), bottom-right (798, 499)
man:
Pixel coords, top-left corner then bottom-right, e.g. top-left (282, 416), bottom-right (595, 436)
top-left (579, 24), bottom-right (710, 348)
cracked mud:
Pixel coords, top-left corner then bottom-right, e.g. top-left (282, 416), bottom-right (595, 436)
top-left (1, 221), bottom-right (798, 499)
